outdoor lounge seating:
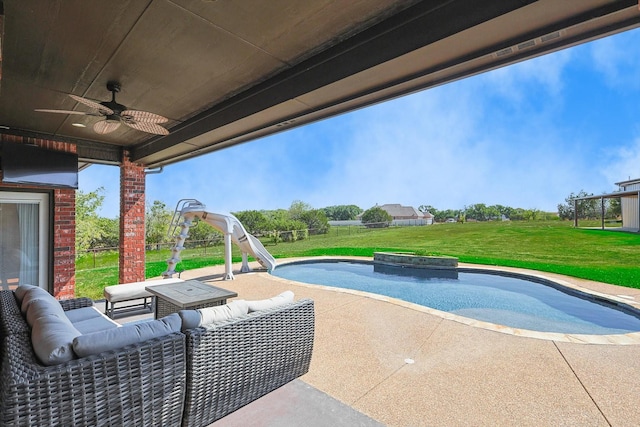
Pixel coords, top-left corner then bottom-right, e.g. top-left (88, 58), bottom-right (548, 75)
top-left (0, 286), bottom-right (315, 426)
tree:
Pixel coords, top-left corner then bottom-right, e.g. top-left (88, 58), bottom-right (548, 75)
top-left (146, 200), bottom-right (172, 246)
top-left (465, 203), bottom-right (489, 221)
top-left (263, 209), bottom-right (307, 242)
top-left (286, 201), bottom-right (329, 235)
top-left (322, 205), bottom-right (362, 220)
top-left (233, 210), bottom-right (269, 235)
top-left (522, 208), bottom-right (541, 221)
top-left (607, 197), bottom-right (621, 219)
top-left (288, 200), bottom-right (313, 221)
top-left (76, 188), bottom-right (107, 252)
top-left (361, 206), bottom-right (392, 227)
top-left (94, 217), bottom-right (119, 248)
top-left (558, 191), bottom-right (597, 220)
top-left (418, 205), bottom-right (438, 219)
top-left (496, 205), bottom-right (515, 220)
top-left (299, 209), bottom-right (330, 234)
top-left (187, 221), bottom-right (220, 243)
top-left (433, 209), bottom-right (462, 222)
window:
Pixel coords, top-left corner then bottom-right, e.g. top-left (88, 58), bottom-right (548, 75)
top-left (0, 191), bottom-right (49, 290)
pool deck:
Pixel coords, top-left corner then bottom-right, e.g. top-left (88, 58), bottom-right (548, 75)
top-left (128, 258), bottom-right (640, 426)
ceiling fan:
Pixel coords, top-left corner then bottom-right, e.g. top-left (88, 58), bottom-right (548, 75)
top-left (35, 81), bottom-right (170, 135)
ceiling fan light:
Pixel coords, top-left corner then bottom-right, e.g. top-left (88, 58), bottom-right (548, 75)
top-left (94, 119), bottom-right (121, 134)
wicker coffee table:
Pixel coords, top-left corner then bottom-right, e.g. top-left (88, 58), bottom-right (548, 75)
top-left (145, 280), bottom-right (238, 319)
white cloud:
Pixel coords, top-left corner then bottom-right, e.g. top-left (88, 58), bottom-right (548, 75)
top-left (601, 137), bottom-right (640, 186)
top-left (310, 81), bottom-right (581, 212)
top-left (589, 28), bottom-right (640, 90)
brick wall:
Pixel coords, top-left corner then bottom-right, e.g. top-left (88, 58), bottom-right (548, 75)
top-left (0, 135), bottom-right (76, 298)
top-left (119, 151), bottom-right (146, 283)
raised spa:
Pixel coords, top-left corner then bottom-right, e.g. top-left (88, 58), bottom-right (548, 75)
top-left (271, 260), bottom-right (640, 335)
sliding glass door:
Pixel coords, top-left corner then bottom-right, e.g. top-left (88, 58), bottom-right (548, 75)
top-left (0, 191), bottom-right (49, 290)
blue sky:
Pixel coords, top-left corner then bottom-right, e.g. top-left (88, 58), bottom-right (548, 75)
top-left (80, 28), bottom-right (640, 219)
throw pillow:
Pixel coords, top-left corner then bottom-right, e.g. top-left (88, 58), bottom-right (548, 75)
top-left (198, 300), bottom-right (249, 325)
top-left (20, 286), bottom-right (56, 314)
top-left (31, 313), bottom-right (81, 365)
top-left (25, 297), bottom-right (69, 327)
top-left (179, 300), bottom-right (249, 330)
top-left (246, 291), bottom-right (294, 312)
top-left (14, 284), bottom-right (39, 304)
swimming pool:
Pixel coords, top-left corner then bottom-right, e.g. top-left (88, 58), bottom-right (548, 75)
top-left (271, 260), bottom-right (640, 335)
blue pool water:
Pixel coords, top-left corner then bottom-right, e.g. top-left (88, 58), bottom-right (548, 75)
top-left (272, 261), bottom-right (640, 335)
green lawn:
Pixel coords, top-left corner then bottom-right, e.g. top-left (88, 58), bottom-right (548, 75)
top-left (76, 220), bottom-right (640, 299)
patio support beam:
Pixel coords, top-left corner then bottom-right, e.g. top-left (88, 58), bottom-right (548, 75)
top-left (119, 151), bottom-right (146, 284)
top-left (131, 0), bottom-right (540, 165)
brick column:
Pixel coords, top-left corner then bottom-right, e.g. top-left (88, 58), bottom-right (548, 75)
top-left (119, 151), bottom-right (146, 284)
top-left (52, 188), bottom-right (76, 299)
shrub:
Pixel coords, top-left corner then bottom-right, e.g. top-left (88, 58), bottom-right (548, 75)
top-left (299, 209), bottom-right (329, 234)
top-left (361, 207), bottom-right (392, 228)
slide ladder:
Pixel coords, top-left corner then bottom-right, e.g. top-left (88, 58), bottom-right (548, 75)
top-left (163, 199), bottom-right (276, 280)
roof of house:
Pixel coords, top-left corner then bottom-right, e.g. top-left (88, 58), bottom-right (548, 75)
top-left (615, 178), bottom-right (640, 187)
top-left (378, 204), bottom-right (425, 218)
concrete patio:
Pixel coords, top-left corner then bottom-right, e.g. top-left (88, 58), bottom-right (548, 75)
top-left (106, 259), bottom-right (640, 426)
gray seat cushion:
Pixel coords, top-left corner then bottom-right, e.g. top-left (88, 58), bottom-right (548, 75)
top-left (64, 306), bottom-right (106, 323)
top-left (72, 313), bottom-right (181, 358)
top-left (72, 316), bottom-right (120, 334)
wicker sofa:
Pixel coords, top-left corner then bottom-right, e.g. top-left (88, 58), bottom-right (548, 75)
top-left (180, 297), bottom-right (315, 427)
top-left (0, 288), bottom-right (314, 427)
top-left (0, 290), bottom-right (186, 426)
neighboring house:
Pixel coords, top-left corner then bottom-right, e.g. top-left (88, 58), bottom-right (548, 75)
top-left (573, 178), bottom-right (640, 232)
top-left (379, 204), bottom-right (424, 220)
top-left (358, 204), bottom-right (433, 225)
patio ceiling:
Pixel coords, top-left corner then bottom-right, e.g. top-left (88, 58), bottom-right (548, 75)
top-left (1, 0), bottom-right (639, 168)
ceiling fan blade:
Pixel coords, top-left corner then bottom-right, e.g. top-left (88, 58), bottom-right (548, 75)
top-left (69, 94), bottom-right (114, 115)
top-left (122, 110), bottom-right (169, 124)
top-left (123, 121), bottom-right (169, 135)
top-left (34, 109), bottom-right (90, 115)
top-left (93, 120), bottom-right (121, 135)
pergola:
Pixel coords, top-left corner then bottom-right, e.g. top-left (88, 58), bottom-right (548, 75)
top-left (1, 0), bottom-right (640, 294)
top-left (573, 188), bottom-right (640, 231)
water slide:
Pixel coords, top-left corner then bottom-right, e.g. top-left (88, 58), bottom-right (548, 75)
top-left (163, 199), bottom-right (276, 280)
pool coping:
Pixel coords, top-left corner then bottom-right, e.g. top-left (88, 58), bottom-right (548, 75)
top-left (269, 256), bottom-right (640, 345)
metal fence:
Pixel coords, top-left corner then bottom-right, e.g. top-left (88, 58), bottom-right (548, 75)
top-left (76, 221), bottom-right (429, 269)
